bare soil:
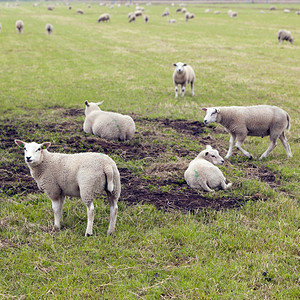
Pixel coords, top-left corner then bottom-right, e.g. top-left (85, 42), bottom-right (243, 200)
top-left (0, 109), bottom-right (279, 212)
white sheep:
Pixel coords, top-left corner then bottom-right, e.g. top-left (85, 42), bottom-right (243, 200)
top-left (184, 145), bottom-right (232, 192)
top-left (135, 10), bottom-right (143, 17)
top-left (162, 10), bottom-right (169, 17)
top-left (15, 139), bottom-right (121, 236)
top-left (172, 62), bottom-right (195, 98)
top-left (98, 13), bottom-right (110, 23)
top-left (45, 23), bottom-right (53, 35)
top-left (185, 12), bottom-right (195, 21)
top-left (202, 105), bottom-right (292, 160)
top-left (228, 10), bottom-right (238, 18)
top-left (83, 100), bottom-right (136, 141)
top-left (15, 20), bottom-right (24, 34)
top-left (277, 29), bottom-right (294, 44)
top-left (169, 19), bottom-right (176, 23)
top-left (129, 14), bottom-right (136, 23)
top-left (283, 9), bottom-right (290, 13)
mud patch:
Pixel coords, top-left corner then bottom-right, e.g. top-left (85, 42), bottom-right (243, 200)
top-left (0, 110), bottom-right (279, 212)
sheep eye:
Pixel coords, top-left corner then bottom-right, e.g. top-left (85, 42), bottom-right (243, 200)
top-left (211, 155), bottom-right (216, 158)
top-left (36, 148), bottom-right (41, 152)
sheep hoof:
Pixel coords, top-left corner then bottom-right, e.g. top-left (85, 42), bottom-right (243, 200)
top-left (85, 233), bottom-right (93, 237)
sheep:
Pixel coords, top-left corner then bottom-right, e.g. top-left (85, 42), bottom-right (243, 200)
top-left (47, 6), bottom-right (55, 11)
top-left (169, 19), bottom-right (176, 23)
top-left (283, 9), bottom-right (290, 13)
top-left (144, 15), bottom-right (149, 23)
top-left (45, 23), bottom-right (53, 35)
top-left (15, 139), bottom-right (121, 236)
top-left (129, 14), bottom-right (136, 23)
top-left (176, 8), bottom-right (182, 13)
top-left (181, 8), bottom-right (187, 14)
top-left (202, 105), bottom-right (292, 160)
top-left (277, 29), bottom-right (294, 44)
top-left (76, 9), bottom-right (84, 14)
top-left (228, 10), bottom-right (238, 18)
top-left (135, 10), bottom-right (143, 17)
top-left (214, 11), bottom-right (221, 14)
top-left (128, 12), bottom-right (134, 18)
top-left (270, 6), bottom-right (276, 11)
top-left (15, 20), bottom-right (24, 34)
top-left (98, 13), bottom-right (110, 23)
top-left (296, 11), bottom-right (300, 15)
top-left (185, 12), bottom-right (195, 22)
top-left (83, 100), bottom-right (136, 141)
top-left (205, 9), bottom-right (211, 13)
top-left (68, 6), bottom-right (72, 10)
top-left (184, 145), bottom-right (232, 192)
top-left (172, 62), bottom-right (195, 98)
top-left (162, 10), bottom-right (169, 17)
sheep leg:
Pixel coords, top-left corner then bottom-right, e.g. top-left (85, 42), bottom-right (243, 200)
top-left (181, 83), bottom-right (186, 97)
top-left (174, 83), bottom-right (179, 98)
top-left (191, 81), bottom-right (194, 96)
top-left (225, 133), bottom-right (236, 159)
top-left (200, 181), bottom-right (214, 192)
top-left (236, 135), bottom-right (252, 159)
top-left (51, 197), bottom-right (65, 230)
top-left (279, 132), bottom-right (293, 158)
top-left (85, 202), bottom-right (94, 237)
top-left (221, 181), bottom-right (232, 190)
top-left (107, 195), bottom-right (118, 235)
top-left (259, 139), bottom-right (277, 160)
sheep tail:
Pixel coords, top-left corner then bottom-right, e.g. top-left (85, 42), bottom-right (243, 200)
top-left (104, 165), bottom-right (114, 193)
top-left (286, 113), bottom-right (291, 131)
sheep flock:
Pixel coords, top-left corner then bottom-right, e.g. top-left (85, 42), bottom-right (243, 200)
top-left (4, 2), bottom-right (297, 235)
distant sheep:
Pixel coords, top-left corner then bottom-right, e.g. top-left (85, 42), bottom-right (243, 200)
top-left (296, 11), bottom-right (300, 15)
top-left (172, 62), bottom-right (195, 98)
top-left (283, 9), bottom-right (290, 13)
top-left (45, 23), bottom-right (53, 35)
top-left (162, 8), bottom-right (169, 17)
top-left (129, 14), bottom-right (136, 23)
top-left (144, 15), bottom-right (149, 23)
top-left (176, 8), bottom-right (182, 13)
top-left (83, 100), bottom-right (136, 141)
top-left (228, 10), bottom-right (238, 18)
top-left (270, 6), bottom-right (276, 11)
top-left (184, 145), bottom-right (232, 192)
top-left (98, 13), bottom-right (110, 23)
top-left (169, 19), bottom-right (176, 23)
top-left (202, 105), bottom-right (292, 160)
top-left (135, 10), bottom-right (143, 17)
top-left (205, 9), bottom-right (211, 13)
top-left (77, 9), bottom-right (84, 14)
top-left (277, 29), bottom-right (294, 44)
top-left (181, 8), bottom-right (186, 14)
top-left (48, 6), bottom-right (55, 11)
top-left (15, 139), bottom-right (121, 236)
top-left (15, 20), bottom-right (24, 34)
top-left (185, 12), bottom-right (195, 21)
top-left (214, 11), bottom-right (221, 14)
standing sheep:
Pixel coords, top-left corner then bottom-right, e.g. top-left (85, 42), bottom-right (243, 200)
top-left (184, 145), bottom-right (232, 192)
top-left (172, 62), bottom-right (195, 98)
top-left (144, 15), bottom-right (149, 23)
top-left (202, 105), bottom-right (292, 160)
top-left (277, 29), bottom-right (294, 44)
top-left (15, 140), bottom-right (121, 236)
top-left (45, 23), bottom-right (53, 35)
top-left (129, 14), bottom-right (136, 23)
top-left (98, 13), bottom-right (110, 23)
top-left (83, 100), bottom-right (136, 141)
top-left (15, 20), bottom-right (24, 34)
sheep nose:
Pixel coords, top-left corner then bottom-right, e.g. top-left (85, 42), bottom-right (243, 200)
top-left (220, 160), bottom-right (224, 164)
top-left (26, 156), bottom-right (32, 162)
top-left (204, 120), bottom-right (208, 125)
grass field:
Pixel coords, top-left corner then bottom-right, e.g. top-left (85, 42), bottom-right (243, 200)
top-left (0, 1), bottom-right (299, 299)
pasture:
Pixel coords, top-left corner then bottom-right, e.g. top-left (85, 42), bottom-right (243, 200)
top-left (0, 1), bottom-right (299, 298)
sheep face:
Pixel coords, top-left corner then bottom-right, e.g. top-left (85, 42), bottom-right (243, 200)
top-left (84, 100), bottom-right (103, 114)
top-left (15, 140), bottom-right (51, 166)
top-left (202, 107), bottom-right (220, 125)
top-left (203, 146), bottom-right (225, 165)
top-left (173, 62), bottom-right (187, 74)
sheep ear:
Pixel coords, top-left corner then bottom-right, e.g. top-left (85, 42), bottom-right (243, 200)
top-left (84, 100), bottom-right (89, 107)
top-left (41, 142), bottom-right (51, 150)
top-left (183, 63), bottom-right (187, 66)
top-left (201, 108), bottom-right (207, 112)
top-left (172, 63), bottom-right (177, 67)
top-left (216, 108), bottom-right (220, 113)
top-left (15, 139), bottom-right (26, 148)
top-left (206, 145), bottom-right (212, 150)
top-left (97, 101), bottom-right (104, 106)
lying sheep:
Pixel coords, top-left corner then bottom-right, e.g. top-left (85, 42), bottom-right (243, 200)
top-left (45, 23), bottom-right (53, 35)
top-left (16, 20), bottom-right (24, 34)
top-left (172, 62), bottom-right (195, 98)
top-left (283, 9), bottom-right (290, 13)
top-left (15, 139), bottom-right (121, 236)
top-left (98, 13), bottom-right (110, 23)
top-left (185, 12), bottom-right (195, 21)
top-left (83, 100), bottom-right (136, 141)
top-left (202, 105), bottom-right (292, 160)
top-left (169, 19), bottom-right (176, 23)
top-left (277, 29), bottom-right (294, 44)
top-left (76, 9), bottom-right (84, 14)
top-left (184, 145), bottom-right (232, 192)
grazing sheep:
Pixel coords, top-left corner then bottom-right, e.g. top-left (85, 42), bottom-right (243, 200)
top-left (185, 12), bottom-right (195, 21)
top-left (77, 9), bottom-right (84, 14)
top-left (162, 9), bottom-right (169, 17)
top-left (135, 10), bottom-right (143, 17)
top-left (98, 13), bottom-right (110, 23)
top-left (128, 12), bottom-right (134, 18)
top-left (169, 19), bottom-right (176, 23)
top-left (184, 145), bottom-right (232, 192)
top-left (48, 6), bottom-right (55, 11)
top-left (144, 15), bottom-right (149, 23)
top-left (129, 14), bottom-right (136, 23)
top-left (283, 9), bottom-right (290, 13)
top-left (176, 8), bottom-right (182, 13)
top-left (277, 29), bottom-right (294, 44)
top-left (83, 100), bottom-right (136, 141)
top-left (172, 62), bottom-right (195, 98)
top-left (15, 139), bottom-right (121, 236)
top-left (15, 20), bottom-right (24, 34)
top-left (45, 23), bottom-right (53, 35)
top-left (270, 6), bottom-right (276, 11)
top-left (181, 8), bottom-right (187, 14)
top-left (228, 10), bottom-right (238, 18)
top-left (202, 105), bottom-right (292, 160)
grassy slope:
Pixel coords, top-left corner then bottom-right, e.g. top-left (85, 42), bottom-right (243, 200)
top-left (0, 2), bottom-right (299, 299)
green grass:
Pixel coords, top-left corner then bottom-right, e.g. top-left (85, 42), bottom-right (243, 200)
top-left (0, 2), bottom-right (299, 299)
